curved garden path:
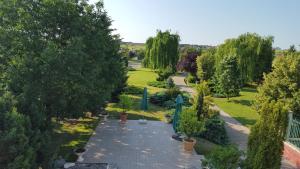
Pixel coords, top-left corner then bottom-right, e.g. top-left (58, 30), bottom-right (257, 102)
top-left (171, 73), bottom-right (250, 151)
top-left (172, 73), bottom-right (297, 169)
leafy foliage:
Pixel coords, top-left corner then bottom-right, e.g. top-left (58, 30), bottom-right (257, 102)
top-left (147, 81), bottom-right (167, 88)
top-left (178, 108), bottom-right (204, 139)
top-left (202, 145), bottom-right (242, 169)
top-left (177, 51), bottom-right (199, 76)
top-left (0, 1), bottom-right (126, 168)
top-left (214, 55), bottom-right (241, 99)
top-left (215, 33), bottom-right (274, 84)
top-left (156, 66), bottom-right (174, 81)
top-left (119, 94), bottom-right (133, 113)
top-left (246, 53), bottom-right (300, 169)
top-left (200, 116), bottom-right (228, 145)
top-left (197, 48), bottom-right (216, 82)
top-left (143, 30), bottom-right (180, 71)
top-left (246, 101), bottom-right (288, 169)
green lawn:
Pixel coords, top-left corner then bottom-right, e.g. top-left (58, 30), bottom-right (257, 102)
top-left (50, 117), bottom-right (100, 161)
top-left (213, 87), bottom-right (260, 127)
top-left (107, 68), bottom-right (167, 121)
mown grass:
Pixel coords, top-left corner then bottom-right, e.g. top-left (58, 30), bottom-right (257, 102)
top-left (107, 68), bottom-right (167, 121)
top-left (213, 87), bottom-right (260, 127)
top-left (50, 117), bottom-right (100, 161)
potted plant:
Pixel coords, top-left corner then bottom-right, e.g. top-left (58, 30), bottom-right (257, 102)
top-left (179, 108), bottom-right (204, 151)
top-left (119, 94), bottom-right (132, 123)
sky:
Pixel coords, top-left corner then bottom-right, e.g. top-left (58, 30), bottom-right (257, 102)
top-left (90, 0), bottom-right (299, 49)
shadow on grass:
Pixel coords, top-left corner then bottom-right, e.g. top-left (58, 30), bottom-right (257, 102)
top-left (107, 110), bottom-right (161, 121)
top-left (233, 116), bottom-right (257, 126)
top-left (229, 99), bottom-right (253, 106)
top-left (50, 118), bottom-right (100, 162)
top-left (241, 87), bottom-right (257, 93)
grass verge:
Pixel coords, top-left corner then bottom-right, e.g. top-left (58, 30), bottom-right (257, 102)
top-left (213, 87), bottom-right (260, 127)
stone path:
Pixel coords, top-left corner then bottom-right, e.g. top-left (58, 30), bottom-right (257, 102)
top-left (80, 120), bottom-right (203, 169)
top-left (172, 73), bottom-right (297, 169)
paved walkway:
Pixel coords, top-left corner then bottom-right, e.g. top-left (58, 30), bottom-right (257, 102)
top-left (80, 120), bottom-right (203, 169)
top-left (171, 74), bottom-right (249, 150)
top-left (172, 73), bottom-right (297, 169)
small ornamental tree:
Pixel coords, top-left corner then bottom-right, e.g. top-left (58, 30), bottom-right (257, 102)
top-left (177, 51), bottom-right (198, 76)
top-left (178, 109), bottom-right (204, 141)
top-left (246, 101), bottom-right (288, 169)
top-left (197, 49), bottom-right (216, 82)
top-left (119, 94), bottom-right (133, 113)
top-left (246, 53), bottom-right (300, 169)
top-left (215, 55), bottom-right (240, 99)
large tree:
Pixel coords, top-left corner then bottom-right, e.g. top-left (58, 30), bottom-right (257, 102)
top-left (214, 55), bottom-right (240, 99)
top-left (246, 53), bottom-right (300, 169)
top-left (215, 33), bottom-right (274, 85)
top-left (143, 30), bottom-right (180, 71)
top-left (0, 0), bottom-right (126, 168)
top-left (197, 48), bottom-right (216, 82)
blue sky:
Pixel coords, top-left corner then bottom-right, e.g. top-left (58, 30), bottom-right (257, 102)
top-left (91, 0), bottom-right (299, 49)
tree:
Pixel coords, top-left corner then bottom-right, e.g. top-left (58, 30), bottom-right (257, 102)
top-left (197, 48), bottom-right (216, 82)
top-left (215, 56), bottom-right (240, 99)
top-left (0, 92), bottom-right (34, 169)
top-left (288, 45), bottom-right (296, 53)
top-left (176, 51), bottom-right (199, 76)
top-left (246, 53), bottom-right (300, 169)
top-left (215, 33), bottom-right (274, 84)
top-left (246, 101), bottom-right (288, 169)
top-left (143, 30), bottom-right (180, 71)
top-left (0, 1), bottom-right (126, 168)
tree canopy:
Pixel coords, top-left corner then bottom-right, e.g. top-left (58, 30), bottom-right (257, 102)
top-left (215, 33), bottom-right (274, 84)
top-left (246, 53), bottom-right (300, 169)
top-left (143, 30), bottom-right (180, 71)
top-left (0, 0), bottom-right (126, 168)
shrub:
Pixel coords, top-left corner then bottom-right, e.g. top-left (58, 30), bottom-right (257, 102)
top-left (202, 145), bottom-right (242, 169)
top-left (165, 87), bottom-right (181, 99)
top-left (128, 67), bottom-right (136, 71)
top-left (150, 89), bottom-right (192, 109)
top-left (119, 94), bottom-right (133, 112)
top-left (186, 73), bottom-right (197, 83)
top-left (178, 108), bottom-right (204, 139)
top-left (163, 100), bottom-right (176, 109)
top-left (156, 67), bottom-right (174, 81)
top-left (166, 77), bottom-right (175, 89)
top-left (147, 81), bottom-right (167, 88)
top-left (200, 116), bottom-right (228, 145)
top-left (123, 86), bottom-right (143, 95)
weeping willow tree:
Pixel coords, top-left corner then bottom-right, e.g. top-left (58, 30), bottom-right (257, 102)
top-left (215, 33), bottom-right (274, 85)
top-left (143, 30), bottom-right (180, 71)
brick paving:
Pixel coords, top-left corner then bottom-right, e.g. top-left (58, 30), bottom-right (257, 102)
top-left (80, 120), bottom-right (203, 169)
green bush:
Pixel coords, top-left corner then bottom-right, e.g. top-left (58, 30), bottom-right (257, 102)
top-left (166, 77), bottom-right (175, 88)
top-left (178, 108), bottom-right (204, 139)
top-left (123, 86), bottom-right (144, 95)
top-left (202, 145), bottom-right (242, 169)
top-left (163, 100), bottom-right (176, 109)
top-left (156, 67), bottom-right (174, 81)
top-left (165, 87), bottom-right (181, 99)
top-left (119, 94), bottom-right (133, 112)
top-left (149, 90), bottom-right (191, 109)
top-left (200, 116), bottom-right (228, 145)
top-left (186, 73), bottom-right (197, 83)
top-left (147, 81), bottom-right (167, 88)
